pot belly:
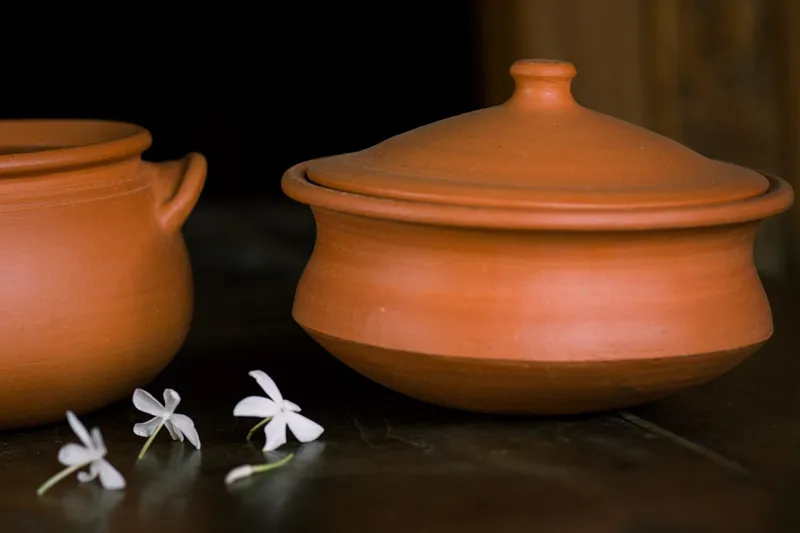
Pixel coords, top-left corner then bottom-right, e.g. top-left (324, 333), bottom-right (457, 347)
top-left (0, 198), bottom-right (193, 429)
top-left (293, 209), bottom-right (771, 414)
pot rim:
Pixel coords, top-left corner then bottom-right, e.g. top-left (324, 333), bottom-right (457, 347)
top-left (282, 161), bottom-right (794, 231)
top-left (0, 119), bottom-right (152, 177)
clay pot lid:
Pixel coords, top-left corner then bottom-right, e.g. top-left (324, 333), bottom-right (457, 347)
top-left (306, 59), bottom-right (768, 210)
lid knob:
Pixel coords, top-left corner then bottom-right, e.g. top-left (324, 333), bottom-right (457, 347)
top-left (508, 59), bottom-right (577, 109)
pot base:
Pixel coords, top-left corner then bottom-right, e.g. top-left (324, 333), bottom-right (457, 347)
top-left (306, 329), bottom-right (760, 415)
top-left (0, 339), bottom-right (184, 431)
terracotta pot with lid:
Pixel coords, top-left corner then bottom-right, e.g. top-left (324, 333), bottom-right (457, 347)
top-left (0, 120), bottom-right (206, 429)
top-left (282, 59), bottom-right (793, 414)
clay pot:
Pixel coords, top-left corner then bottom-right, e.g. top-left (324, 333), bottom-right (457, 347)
top-left (282, 60), bottom-right (793, 415)
top-left (0, 120), bottom-right (206, 429)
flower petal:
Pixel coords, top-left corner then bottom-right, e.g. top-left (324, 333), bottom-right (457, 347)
top-left (285, 411), bottom-right (325, 443)
top-left (90, 428), bottom-right (107, 456)
top-left (133, 417), bottom-right (161, 437)
top-left (263, 414), bottom-right (288, 452)
top-left (283, 400), bottom-right (301, 412)
top-left (163, 389), bottom-right (181, 414)
top-left (96, 459), bottom-right (126, 490)
top-left (77, 463), bottom-right (99, 483)
top-left (66, 411), bottom-right (92, 448)
top-left (249, 370), bottom-right (283, 404)
top-left (133, 389), bottom-right (166, 417)
top-left (171, 413), bottom-right (201, 450)
top-left (233, 396), bottom-right (279, 418)
top-left (58, 443), bottom-right (94, 466)
top-left (165, 419), bottom-right (182, 441)
top-left (225, 464), bottom-right (253, 485)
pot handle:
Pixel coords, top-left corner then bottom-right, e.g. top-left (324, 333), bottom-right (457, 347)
top-left (144, 153), bottom-right (207, 233)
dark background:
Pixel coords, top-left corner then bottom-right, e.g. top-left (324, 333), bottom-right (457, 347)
top-left (1, 4), bottom-right (481, 202)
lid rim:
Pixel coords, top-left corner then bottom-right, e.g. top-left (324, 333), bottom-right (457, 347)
top-left (306, 155), bottom-right (769, 211)
top-left (283, 162), bottom-right (794, 232)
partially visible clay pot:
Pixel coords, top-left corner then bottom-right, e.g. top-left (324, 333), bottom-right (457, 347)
top-left (282, 60), bottom-right (794, 415)
top-left (0, 120), bottom-right (205, 429)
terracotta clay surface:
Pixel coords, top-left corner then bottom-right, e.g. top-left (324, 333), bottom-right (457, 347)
top-left (282, 59), bottom-right (794, 414)
top-left (0, 120), bottom-right (206, 429)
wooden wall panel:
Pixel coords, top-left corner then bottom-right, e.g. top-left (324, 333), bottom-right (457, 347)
top-left (774, 0), bottom-right (800, 285)
top-left (641, 0), bottom-right (681, 140)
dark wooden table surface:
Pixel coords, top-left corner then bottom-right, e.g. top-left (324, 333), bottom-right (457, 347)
top-left (2, 201), bottom-right (800, 533)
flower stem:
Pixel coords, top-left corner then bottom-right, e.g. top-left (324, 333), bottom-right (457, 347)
top-left (37, 461), bottom-right (91, 496)
top-left (137, 420), bottom-right (165, 460)
top-left (246, 417), bottom-right (271, 441)
top-left (252, 452), bottom-right (294, 474)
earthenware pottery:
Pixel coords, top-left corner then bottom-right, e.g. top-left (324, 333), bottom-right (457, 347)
top-left (282, 59), bottom-right (794, 414)
top-left (0, 120), bottom-right (206, 429)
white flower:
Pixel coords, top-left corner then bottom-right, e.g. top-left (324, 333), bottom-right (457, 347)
top-left (225, 464), bottom-right (256, 485)
top-left (233, 370), bottom-right (324, 451)
top-left (133, 388), bottom-right (201, 452)
top-left (60, 412), bottom-right (126, 490)
top-left (37, 411), bottom-right (125, 495)
top-left (224, 453), bottom-right (295, 486)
